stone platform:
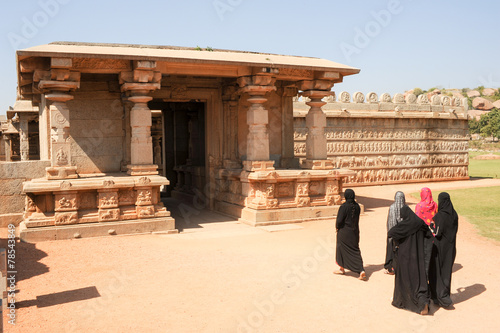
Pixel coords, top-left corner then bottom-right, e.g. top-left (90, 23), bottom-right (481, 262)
top-left (19, 217), bottom-right (176, 242)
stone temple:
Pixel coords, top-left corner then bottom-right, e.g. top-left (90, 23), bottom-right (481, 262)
top-left (0, 42), bottom-right (469, 241)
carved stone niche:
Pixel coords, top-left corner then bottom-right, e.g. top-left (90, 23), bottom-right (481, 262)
top-left (98, 190), bottom-right (119, 209)
top-left (54, 192), bottom-right (78, 212)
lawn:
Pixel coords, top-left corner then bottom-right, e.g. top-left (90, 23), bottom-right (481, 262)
top-left (468, 151), bottom-right (500, 179)
top-left (412, 186), bottom-right (500, 242)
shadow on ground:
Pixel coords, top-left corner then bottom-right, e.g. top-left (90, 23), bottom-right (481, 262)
top-left (162, 197), bottom-right (236, 232)
top-left (16, 286), bottom-right (101, 308)
top-left (356, 195), bottom-right (394, 212)
top-left (0, 239), bottom-right (49, 282)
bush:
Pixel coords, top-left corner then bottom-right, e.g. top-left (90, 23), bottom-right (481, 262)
top-left (413, 88), bottom-right (423, 96)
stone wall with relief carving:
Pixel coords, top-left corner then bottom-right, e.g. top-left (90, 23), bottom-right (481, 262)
top-left (294, 91), bottom-right (469, 186)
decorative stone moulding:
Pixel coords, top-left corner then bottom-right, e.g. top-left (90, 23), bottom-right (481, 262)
top-left (339, 91), bottom-right (351, 103)
top-left (405, 93), bottom-right (417, 104)
top-left (366, 92), bottom-right (378, 103)
top-left (417, 94), bottom-right (430, 104)
top-left (353, 92), bottom-right (365, 103)
top-left (380, 93), bottom-right (391, 103)
top-left (441, 95), bottom-right (451, 106)
top-left (393, 93), bottom-right (405, 104)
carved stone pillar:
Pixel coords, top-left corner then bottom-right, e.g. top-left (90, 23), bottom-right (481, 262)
top-left (36, 57), bottom-right (80, 179)
top-left (237, 74), bottom-right (276, 171)
top-left (3, 135), bottom-right (12, 162)
top-left (222, 85), bottom-right (240, 169)
top-left (187, 111), bottom-right (201, 166)
top-left (19, 114), bottom-right (29, 161)
top-left (120, 61), bottom-right (161, 175)
top-left (298, 80), bottom-right (335, 170)
top-left (281, 86), bottom-right (298, 168)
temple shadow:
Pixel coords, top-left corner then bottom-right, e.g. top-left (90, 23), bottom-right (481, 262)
top-left (452, 283), bottom-right (486, 304)
top-left (162, 197), bottom-right (236, 232)
top-left (16, 286), bottom-right (100, 308)
top-left (452, 263), bottom-right (463, 273)
top-left (356, 195), bottom-right (395, 212)
top-left (0, 240), bottom-right (50, 282)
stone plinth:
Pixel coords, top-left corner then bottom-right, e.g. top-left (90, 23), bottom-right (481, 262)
top-left (21, 174), bottom-right (175, 242)
top-left (215, 168), bottom-right (355, 226)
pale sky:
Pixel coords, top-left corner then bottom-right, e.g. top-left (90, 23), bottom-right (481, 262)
top-left (1, 0), bottom-right (499, 114)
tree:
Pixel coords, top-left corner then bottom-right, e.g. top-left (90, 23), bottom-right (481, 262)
top-left (479, 108), bottom-right (500, 140)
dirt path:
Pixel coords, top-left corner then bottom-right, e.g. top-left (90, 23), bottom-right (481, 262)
top-left (3, 179), bottom-right (500, 332)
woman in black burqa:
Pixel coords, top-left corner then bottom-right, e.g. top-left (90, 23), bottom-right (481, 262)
top-left (334, 189), bottom-right (367, 281)
top-left (384, 191), bottom-right (408, 274)
top-left (428, 192), bottom-right (459, 308)
top-left (388, 205), bottom-right (433, 315)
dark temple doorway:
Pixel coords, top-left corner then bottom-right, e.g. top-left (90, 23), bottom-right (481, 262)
top-left (148, 101), bottom-right (206, 197)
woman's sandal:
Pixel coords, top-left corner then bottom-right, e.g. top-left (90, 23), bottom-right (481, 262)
top-left (333, 268), bottom-right (345, 275)
top-left (359, 271), bottom-right (367, 281)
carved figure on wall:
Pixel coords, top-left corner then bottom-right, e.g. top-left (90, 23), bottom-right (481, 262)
top-left (137, 190), bottom-right (152, 205)
top-left (56, 147), bottom-right (68, 165)
top-left (58, 197), bottom-right (76, 209)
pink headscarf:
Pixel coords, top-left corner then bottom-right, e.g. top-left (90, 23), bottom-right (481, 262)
top-left (415, 187), bottom-right (437, 226)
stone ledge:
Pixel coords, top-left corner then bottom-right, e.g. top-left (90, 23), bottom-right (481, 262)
top-left (19, 217), bottom-right (176, 242)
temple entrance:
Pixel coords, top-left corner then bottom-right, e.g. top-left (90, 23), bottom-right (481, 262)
top-left (149, 101), bottom-right (206, 198)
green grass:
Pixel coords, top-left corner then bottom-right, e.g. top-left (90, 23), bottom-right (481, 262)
top-left (411, 187), bottom-right (500, 242)
top-left (468, 152), bottom-right (500, 179)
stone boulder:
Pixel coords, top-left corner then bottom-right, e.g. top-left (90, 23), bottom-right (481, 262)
top-left (472, 97), bottom-right (494, 110)
top-left (467, 90), bottom-right (480, 98)
top-left (493, 100), bottom-right (500, 109)
top-left (482, 88), bottom-right (498, 96)
top-left (426, 89), bottom-right (441, 101)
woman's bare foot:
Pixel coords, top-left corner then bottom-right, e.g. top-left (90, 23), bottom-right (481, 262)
top-left (359, 271), bottom-right (367, 281)
top-left (420, 303), bottom-right (429, 315)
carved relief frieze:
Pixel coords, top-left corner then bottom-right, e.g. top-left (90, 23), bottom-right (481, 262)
top-left (137, 205), bottom-right (155, 218)
top-left (55, 193), bottom-right (77, 212)
top-left (136, 189), bottom-right (153, 206)
top-left (99, 208), bottom-right (120, 222)
top-left (98, 191), bottom-right (119, 208)
top-left (54, 212), bottom-right (78, 225)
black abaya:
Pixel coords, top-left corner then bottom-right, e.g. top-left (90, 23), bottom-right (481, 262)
top-left (388, 206), bottom-right (433, 314)
top-left (429, 192), bottom-right (458, 307)
top-left (336, 189), bottom-right (364, 274)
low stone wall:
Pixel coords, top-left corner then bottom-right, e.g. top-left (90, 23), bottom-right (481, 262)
top-left (0, 160), bottom-right (51, 227)
top-left (294, 91), bottom-right (470, 186)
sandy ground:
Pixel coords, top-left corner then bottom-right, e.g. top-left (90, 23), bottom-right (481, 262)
top-left (2, 178), bottom-right (500, 333)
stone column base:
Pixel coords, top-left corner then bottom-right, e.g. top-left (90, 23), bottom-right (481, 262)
top-left (300, 159), bottom-right (334, 170)
top-left (19, 217), bottom-right (176, 242)
top-left (242, 160), bottom-right (275, 172)
top-left (46, 166), bottom-right (78, 179)
top-left (127, 164), bottom-right (158, 176)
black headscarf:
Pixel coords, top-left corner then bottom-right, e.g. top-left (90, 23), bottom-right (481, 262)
top-left (344, 189), bottom-right (358, 219)
top-left (434, 192), bottom-right (459, 243)
top-left (388, 206), bottom-right (426, 241)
